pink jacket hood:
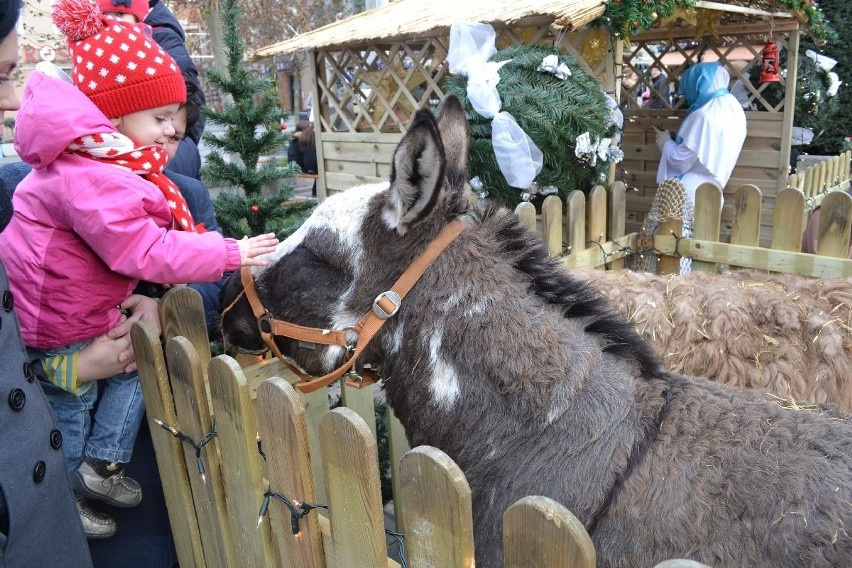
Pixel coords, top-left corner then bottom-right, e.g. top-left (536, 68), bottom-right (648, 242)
top-left (15, 71), bottom-right (116, 170)
top-left (0, 71), bottom-right (242, 348)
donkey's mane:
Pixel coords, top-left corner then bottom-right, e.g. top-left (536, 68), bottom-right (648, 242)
top-left (471, 200), bottom-right (661, 378)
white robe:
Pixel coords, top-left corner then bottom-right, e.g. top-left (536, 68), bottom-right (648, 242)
top-left (656, 70), bottom-right (747, 207)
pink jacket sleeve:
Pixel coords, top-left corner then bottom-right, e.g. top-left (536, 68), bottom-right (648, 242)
top-left (67, 171), bottom-right (241, 284)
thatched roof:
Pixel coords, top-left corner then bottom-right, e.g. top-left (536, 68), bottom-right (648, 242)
top-left (252, 0), bottom-right (605, 58)
top-left (252, 0), bottom-right (821, 59)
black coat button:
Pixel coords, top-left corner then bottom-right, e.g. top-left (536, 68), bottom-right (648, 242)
top-left (23, 362), bottom-right (36, 383)
top-left (32, 461), bottom-right (46, 483)
top-left (50, 429), bottom-right (63, 450)
top-left (8, 388), bottom-right (25, 411)
top-left (2, 290), bottom-right (12, 312)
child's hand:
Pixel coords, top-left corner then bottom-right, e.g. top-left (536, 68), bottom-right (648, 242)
top-left (238, 233), bottom-right (280, 266)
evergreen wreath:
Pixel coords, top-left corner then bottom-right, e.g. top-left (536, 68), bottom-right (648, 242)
top-left (443, 44), bottom-right (620, 208)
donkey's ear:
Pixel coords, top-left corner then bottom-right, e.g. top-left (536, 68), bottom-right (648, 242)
top-left (436, 95), bottom-right (469, 189)
top-left (383, 108), bottom-right (447, 235)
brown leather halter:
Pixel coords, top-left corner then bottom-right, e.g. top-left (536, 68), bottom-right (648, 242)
top-left (231, 218), bottom-right (467, 394)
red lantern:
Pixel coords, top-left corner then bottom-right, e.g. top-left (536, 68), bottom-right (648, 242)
top-left (760, 40), bottom-right (781, 84)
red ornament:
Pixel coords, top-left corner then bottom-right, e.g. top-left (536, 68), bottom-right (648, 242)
top-left (251, 204), bottom-right (260, 213)
top-left (760, 40), bottom-right (781, 84)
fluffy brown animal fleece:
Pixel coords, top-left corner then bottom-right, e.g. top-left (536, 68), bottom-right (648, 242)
top-left (580, 268), bottom-right (852, 412)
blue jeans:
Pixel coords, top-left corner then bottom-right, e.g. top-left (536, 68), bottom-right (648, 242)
top-left (30, 343), bottom-right (145, 475)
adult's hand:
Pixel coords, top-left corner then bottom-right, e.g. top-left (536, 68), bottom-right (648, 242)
top-left (77, 331), bottom-right (134, 382)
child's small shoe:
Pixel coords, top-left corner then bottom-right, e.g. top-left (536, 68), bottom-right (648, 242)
top-left (76, 498), bottom-right (117, 539)
top-left (74, 458), bottom-right (142, 508)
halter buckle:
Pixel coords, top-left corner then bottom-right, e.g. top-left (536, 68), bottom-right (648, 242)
top-left (372, 291), bottom-right (401, 319)
top-left (258, 312), bottom-right (274, 335)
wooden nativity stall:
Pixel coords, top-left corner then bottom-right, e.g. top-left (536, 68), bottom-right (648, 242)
top-left (254, 0), bottom-right (836, 247)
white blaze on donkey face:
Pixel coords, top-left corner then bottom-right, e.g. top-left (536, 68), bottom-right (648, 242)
top-left (255, 182), bottom-right (389, 276)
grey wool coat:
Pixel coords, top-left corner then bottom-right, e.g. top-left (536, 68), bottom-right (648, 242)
top-left (0, 184), bottom-right (91, 566)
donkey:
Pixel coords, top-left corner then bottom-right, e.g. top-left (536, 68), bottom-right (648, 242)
top-left (220, 96), bottom-right (852, 568)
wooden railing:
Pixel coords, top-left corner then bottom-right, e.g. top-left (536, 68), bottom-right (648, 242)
top-left (514, 179), bottom-right (852, 277)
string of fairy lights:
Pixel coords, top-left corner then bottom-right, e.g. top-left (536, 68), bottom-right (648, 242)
top-left (153, 418), bottom-right (408, 567)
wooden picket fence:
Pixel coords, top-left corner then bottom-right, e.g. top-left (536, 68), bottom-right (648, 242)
top-left (787, 151), bottom-right (852, 209)
top-left (132, 288), bottom-right (601, 568)
top-left (517, 178), bottom-right (852, 278)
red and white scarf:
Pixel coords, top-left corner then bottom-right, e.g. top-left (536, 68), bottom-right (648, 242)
top-left (67, 132), bottom-right (205, 233)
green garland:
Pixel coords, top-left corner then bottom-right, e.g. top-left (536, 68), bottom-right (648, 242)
top-left (599, 0), bottom-right (834, 43)
top-left (443, 44), bottom-right (620, 208)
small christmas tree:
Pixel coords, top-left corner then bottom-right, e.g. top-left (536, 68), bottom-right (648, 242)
top-left (203, 0), bottom-right (314, 239)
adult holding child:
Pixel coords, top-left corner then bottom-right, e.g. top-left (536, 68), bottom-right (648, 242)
top-left (0, 0), bottom-right (92, 563)
top-left (0, 0), bottom-right (277, 539)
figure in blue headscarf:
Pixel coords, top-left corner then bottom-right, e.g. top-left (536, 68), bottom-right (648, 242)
top-left (653, 61), bottom-right (747, 207)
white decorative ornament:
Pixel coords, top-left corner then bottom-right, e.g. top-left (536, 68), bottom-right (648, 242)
top-left (448, 22), bottom-right (543, 189)
top-left (537, 54), bottom-right (571, 80)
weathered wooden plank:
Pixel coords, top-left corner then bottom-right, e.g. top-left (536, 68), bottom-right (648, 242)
top-left (566, 190), bottom-right (586, 254)
top-left (587, 185), bottom-right (607, 246)
top-left (131, 321), bottom-right (204, 568)
top-left (540, 195), bottom-right (563, 255)
top-left (341, 381), bottom-right (377, 437)
top-left (386, 404), bottom-right (410, 535)
top-left (514, 201), bottom-right (536, 233)
top-left (771, 187), bottom-right (806, 251)
top-left (504, 496), bottom-right (595, 568)
top-left (324, 159), bottom-right (380, 176)
top-left (160, 287), bottom-right (212, 368)
top-left (561, 234), bottom-right (637, 270)
top-left (692, 183), bottom-right (722, 273)
top-left (399, 446), bottom-right (474, 567)
top-left (208, 356), bottom-right (276, 567)
top-left (166, 337), bottom-right (232, 568)
top-left (608, 181), bottom-right (627, 269)
top-left (326, 171), bottom-right (386, 191)
top-left (322, 140), bottom-right (398, 162)
top-left (322, 131), bottom-right (404, 144)
top-left (730, 184), bottom-right (762, 246)
top-left (816, 191), bottom-right (852, 258)
top-left (654, 235), bottom-right (852, 277)
top-left (257, 377), bottom-right (324, 568)
top-left (320, 408), bottom-right (387, 568)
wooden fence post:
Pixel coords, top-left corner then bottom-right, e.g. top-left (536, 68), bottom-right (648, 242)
top-left (691, 183), bottom-right (722, 273)
top-left (514, 201), bottom-right (537, 233)
top-left (771, 187), bottom-right (806, 251)
top-left (257, 377), bottom-right (325, 568)
top-left (816, 191), bottom-right (852, 258)
top-left (399, 446), bottom-right (474, 567)
top-left (587, 185), bottom-right (607, 247)
top-left (320, 408), bottom-right (388, 567)
top-left (566, 190), bottom-right (586, 255)
top-left (166, 337), bottom-right (232, 568)
top-left (208, 356), bottom-right (277, 566)
top-left (503, 496), bottom-right (595, 568)
top-left (541, 194), bottom-right (563, 256)
top-left (131, 321), bottom-right (205, 568)
top-left (730, 184), bottom-right (762, 247)
top-left (608, 181), bottom-right (627, 269)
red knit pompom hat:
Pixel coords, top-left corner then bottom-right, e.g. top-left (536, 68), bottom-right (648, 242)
top-left (97, 0), bottom-right (149, 23)
top-left (52, 0), bottom-right (185, 119)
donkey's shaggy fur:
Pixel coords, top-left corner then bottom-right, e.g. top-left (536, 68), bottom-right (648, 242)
top-left (221, 97), bottom-right (852, 568)
top-left (579, 268), bottom-right (852, 412)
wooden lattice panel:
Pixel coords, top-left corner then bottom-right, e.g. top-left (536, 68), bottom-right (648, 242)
top-left (620, 29), bottom-right (794, 113)
top-left (314, 24), bottom-right (612, 135)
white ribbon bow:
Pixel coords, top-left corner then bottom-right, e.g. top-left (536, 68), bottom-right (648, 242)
top-left (447, 22), bottom-right (543, 189)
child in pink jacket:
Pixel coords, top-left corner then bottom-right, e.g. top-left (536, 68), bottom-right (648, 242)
top-left (0, 0), bottom-right (277, 538)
